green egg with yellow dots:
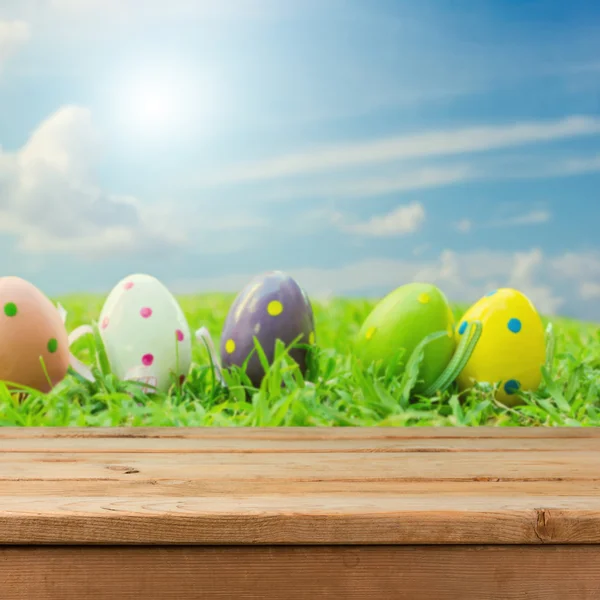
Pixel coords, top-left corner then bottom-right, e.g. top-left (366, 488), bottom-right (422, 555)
top-left (355, 282), bottom-right (457, 393)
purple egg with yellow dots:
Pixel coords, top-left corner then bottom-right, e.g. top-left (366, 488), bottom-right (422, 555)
top-left (220, 271), bottom-right (316, 387)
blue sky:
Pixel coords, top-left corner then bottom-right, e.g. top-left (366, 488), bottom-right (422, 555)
top-left (0, 0), bottom-right (599, 321)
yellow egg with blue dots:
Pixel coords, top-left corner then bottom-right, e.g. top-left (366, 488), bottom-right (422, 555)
top-left (455, 288), bottom-right (546, 406)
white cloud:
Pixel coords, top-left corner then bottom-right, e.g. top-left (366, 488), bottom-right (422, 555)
top-left (508, 248), bottom-right (564, 315)
top-left (501, 209), bottom-right (551, 226)
top-left (0, 20), bottom-right (30, 69)
top-left (552, 251), bottom-right (600, 280)
top-left (581, 282), bottom-right (600, 301)
top-left (258, 165), bottom-right (474, 201)
top-left (171, 247), bottom-right (577, 316)
top-left (209, 115), bottom-right (600, 184)
top-left (456, 208), bottom-right (552, 234)
top-left (556, 155), bottom-right (600, 176)
top-left (551, 252), bottom-right (600, 303)
top-left (194, 152), bottom-right (600, 206)
top-left (333, 202), bottom-right (426, 237)
top-left (297, 153), bottom-right (599, 201)
top-left (455, 219), bottom-right (473, 233)
top-left (0, 106), bottom-right (185, 258)
top-left (0, 106), bottom-right (270, 261)
top-left (412, 243), bottom-right (430, 257)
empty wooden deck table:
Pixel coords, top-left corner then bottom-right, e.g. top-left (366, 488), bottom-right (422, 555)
top-left (1, 428), bottom-right (600, 599)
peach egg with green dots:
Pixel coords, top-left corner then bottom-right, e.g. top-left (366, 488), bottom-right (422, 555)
top-left (220, 270), bottom-right (316, 388)
top-left (0, 276), bottom-right (70, 393)
top-left (91, 273), bottom-right (193, 393)
top-left (454, 288), bottom-right (546, 405)
top-left (355, 282), bottom-right (469, 395)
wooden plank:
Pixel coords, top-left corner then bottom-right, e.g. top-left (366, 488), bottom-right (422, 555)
top-left (0, 426), bottom-right (599, 439)
top-left (1, 495), bottom-right (600, 544)
top-left (1, 427), bottom-right (600, 545)
top-left (2, 545), bottom-right (600, 600)
top-left (0, 450), bottom-right (598, 481)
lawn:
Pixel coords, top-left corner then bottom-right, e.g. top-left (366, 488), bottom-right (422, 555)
top-left (0, 293), bottom-right (598, 427)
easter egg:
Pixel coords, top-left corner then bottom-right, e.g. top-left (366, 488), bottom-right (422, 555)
top-left (0, 276), bottom-right (70, 392)
top-left (455, 288), bottom-right (545, 405)
top-left (220, 271), bottom-right (316, 387)
top-left (355, 283), bottom-right (456, 393)
top-left (98, 274), bottom-right (192, 392)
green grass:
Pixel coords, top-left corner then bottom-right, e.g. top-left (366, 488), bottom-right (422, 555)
top-left (0, 293), bottom-right (598, 427)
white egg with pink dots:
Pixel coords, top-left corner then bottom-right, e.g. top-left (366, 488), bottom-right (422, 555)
top-left (98, 273), bottom-right (192, 393)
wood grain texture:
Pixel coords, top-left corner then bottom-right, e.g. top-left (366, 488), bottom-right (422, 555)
top-left (1, 427), bottom-right (600, 545)
top-left (2, 496), bottom-right (600, 545)
top-left (2, 545), bottom-right (600, 600)
top-left (1, 450), bottom-right (599, 480)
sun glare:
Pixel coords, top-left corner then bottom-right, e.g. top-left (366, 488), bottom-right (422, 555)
top-left (133, 84), bottom-right (176, 125)
top-left (121, 78), bottom-right (180, 133)
top-left (112, 61), bottom-right (193, 138)
top-left (109, 58), bottom-right (220, 143)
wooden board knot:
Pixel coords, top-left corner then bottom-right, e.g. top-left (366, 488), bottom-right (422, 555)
top-left (534, 508), bottom-right (553, 543)
top-left (105, 465), bottom-right (140, 474)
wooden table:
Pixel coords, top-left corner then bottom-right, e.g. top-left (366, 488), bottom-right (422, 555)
top-left (1, 427), bottom-right (600, 599)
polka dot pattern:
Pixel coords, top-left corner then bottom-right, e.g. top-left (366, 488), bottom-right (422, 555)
top-left (454, 286), bottom-right (546, 404)
top-left (98, 274), bottom-right (194, 394)
top-left (418, 293), bottom-right (430, 304)
top-left (3, 302), bottom-right (17, 317)
top-left (47, 338), bottom-right (58, 353)
top-left (499, 319), bottom-right (521, 397)
top-left (504, 379), bottom-right (520, 395)
top-left (508, 318), bottom-right (522, 333)
top-left (267, 300), bottom-right (283, 316)
top-left (219, 273), bottom-right (315, 389)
